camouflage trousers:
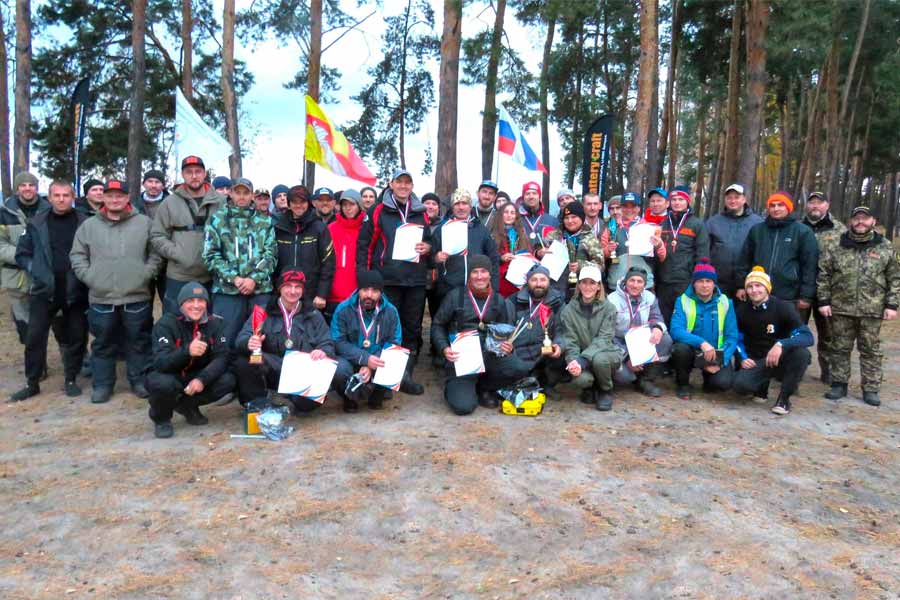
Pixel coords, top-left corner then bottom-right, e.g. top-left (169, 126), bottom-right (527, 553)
top-left (830, 314), bottom-right (884, 392)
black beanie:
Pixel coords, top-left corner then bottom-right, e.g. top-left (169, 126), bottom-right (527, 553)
top-left (467, 254), bottom-right (492, 275)
top-left (560, 201), bottom-right (586, 222)
top-left (624, 266), bottom-right (648, 284)
top-left (82, 178), bottom-right (103, 196)
top-left (357, 270), bottom-right (384, 291)
top-left (143, 169), bottom-right (165, 184)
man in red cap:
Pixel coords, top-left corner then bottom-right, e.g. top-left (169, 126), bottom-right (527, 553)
top-left (517, 181), bottom-right (558, 252)
top-left (656, 187), bottom-right (709, 323)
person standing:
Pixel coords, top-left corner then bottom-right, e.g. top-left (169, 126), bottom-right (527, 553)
top-left (602, 191), bottom-right (667, 292)
top-left (202, 177), bottom-right (277, 346)
top-left (10, 181), bottom-right (88, 401)
top-left (135, 169), bottom-right (167, 218)
top-left (326, 189), bottom-right (367, 318)
top-left (360, 186), bottom-right (379, 212)
top-left (706, 183), bottom-right (764, 297)
top-left (544, 202), bottom-right (605, 300)
top-left (582, 192), bottom-right (607, 239)
top-left (472, 180), bottom-right (498, 228)
top-left (817, 206), bottom-right (900, 406)
top-left (76, 179), bottom-right (105, 216)
top-left (489, 201), bottom-right (530, 298)
top-left (518, 181), bottom-right (558, 250)
top-left (313, 187), bottom-right (337, 224)
top-left (151, 156), bottom-right (226, 314)
top-left (656, 188), bottom-right (710, 323)
top-left (271, 184), bottom-right (290, 215)
top-left (70, 179), bottom-right (161, 404)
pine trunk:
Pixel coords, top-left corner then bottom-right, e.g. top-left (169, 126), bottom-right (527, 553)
top-left (736, 0), bottom-right (768, 204)
top-left (627, 0), bottom-right (658, 192)
top-left (435, 0), bottom-right (461, 200)
top-left (127, 0), bottom-right (147, 204)
top-left (0, 8), bottom-right (12, 197)
top-left (222, 0), bottom-right (242, 178)
top-left (304, 0), bottom-right (322, 187)
top-left (666, 80), bottom-right (680, 190)
top-left (721, 0), bottom-right (741, 190)
top-left (567, 27), bottom-right (585, 189)
top-left (657, 0), bottom-right (681, 187)
top-left (539, 13), bottom-right (556, 209)
top-left (181, 0), bottom-right (193, 100)
top-left (481, 0), bottom-right (505, 180)
top-left (695, 100), bottom-right (707, 216)
top-left (13, 0), bottom-right (31, 175)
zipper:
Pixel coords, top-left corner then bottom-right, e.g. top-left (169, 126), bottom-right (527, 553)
top-left (341, 246), bottom-right (346, 268)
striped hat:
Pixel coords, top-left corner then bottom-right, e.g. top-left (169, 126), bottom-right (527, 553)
top-left (691, 257), bottom-right (717, 283)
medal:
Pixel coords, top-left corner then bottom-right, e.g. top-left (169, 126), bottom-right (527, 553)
top-left (357, 301), bottom-right (380, 350)
top-left (468, 290), bottom-right (492, 331)
top-left (529, 232), bottom-right (536, 240)
top-left (478, 321), bottom-right (485, 331)
top-left (363, 340), bottom-right (371, 348)
top-left (284, 338), bottom-right (294, 349)
top-left (667, 212), bottom-right (689, 254)
top-left (278, 299), bottom-right (299, 353)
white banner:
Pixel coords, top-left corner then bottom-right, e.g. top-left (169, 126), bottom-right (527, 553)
top-left (174, 87), bottom-right (234, 173)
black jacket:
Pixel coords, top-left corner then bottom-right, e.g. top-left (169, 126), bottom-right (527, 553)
top-left (431, 287), bottom-right (513, 355)
top-left (506, 287), bottom-right (565, 362)
top-left (657, 211), bottom-right (710, 286)
top-left (150, 313), bottom-right (230, 384)
top-left (431, 217), bottom-right (500, 295)
top-left (15, 209), bottom-right (89, 305)
top-left (357, 190), bottom-right (433, 287)
top-left (274, 209), bottom-right (335, 301)
top-left (737, 216), bottom-right (819, 302)
top-left (235, 297), bottom-right (335, 358)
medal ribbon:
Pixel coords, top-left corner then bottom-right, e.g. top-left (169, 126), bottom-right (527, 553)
top-left (397, 199), bottom-right (411, 224)
top-left (357, 302), bottom-right (380, 344)
top-left (667, 212), bottom-right (689, 253)
top-left (524, 215), bottom-right (541, 237)
top-left (627, 295), bottom-right (643, 326)
top-left (528, 298), bottom-right (545, 323)
top-left (468, 290), bottom-right (491, 323)
top-left (278, 299), bottom-right (299, 338)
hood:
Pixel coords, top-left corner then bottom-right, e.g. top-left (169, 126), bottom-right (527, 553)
top-left (98, 203), bottom-right (137, 223)
top-left (2, 194), bottom-right (48, 216)
top-left (764, 214), bottom-right (796, 228)
top-left (719, 204), bottom-right (757, 219)
top-left (382, 189), bottom-right (425, 214)
top-left (173, 183), bottom-right (222, 206)
top-left (518, 199), bottom-right (545, 217)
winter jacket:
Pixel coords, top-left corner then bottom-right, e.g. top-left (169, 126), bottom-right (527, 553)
top-left (15, 209), bottom-right (88, 305)
top-left (273, 209), bottom-right (335, 302)
top-left (737, 216), bottom-right (819, 302)
top-left (559, 292), bottom-right (618, 369)
top-left (545, 223), bottom-right (605, 296)
top-left (802, 212), bottom-right (846, 257)
top-left (151, 184), bottom-right (225, 283)
top-left (657, 211), bottom-right (710, 287)
top-left (136, 192), bottom-right (167, 221)
top-left (471, 205), bottom-right (496, 229)
top-left (735, 296), bottom-right (813, 361)
top-left (70, 208), bottom-right (162, 305)
top-left (74, 197), bottom-right (102, 218)
top-left (518, 203), bottom-right (558, 250)
top-left (607, 281), bottom-right (667, 341)
top-left (817, 231), bottom-right (900, 318)
top-left (357, 190), bottom-right (432, 287)
top-left (506, 286), bottom-right (566, 363)
top-left (150, 312), bottom-right (230, 385)
top-left (0, 196), bottom-right (49, 294)
top-left (706, 207), bottom-right (765, 295)
top-left (330, 290), bottom-right (402, 367)
top-left (430, 286), bottom-right (514, 355)
top-left (602, 218), bottom-right (667, 289)
top-left (234, 298), bottom-right (335, 358)
top-left (327, 211), bottom-right (365, 304)
top-left (670, 285), bottom-right (739, 365)
top-left (202, 202), bottom-right (277, 295)
top-left (431, 217), bottom-right (500, 296)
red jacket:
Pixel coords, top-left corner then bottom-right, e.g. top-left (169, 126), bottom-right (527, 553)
top-left (327, 211), bottom-right (365, 304)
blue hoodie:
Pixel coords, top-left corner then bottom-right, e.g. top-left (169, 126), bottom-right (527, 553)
top-left (670, 285), bottom-right (739, 365)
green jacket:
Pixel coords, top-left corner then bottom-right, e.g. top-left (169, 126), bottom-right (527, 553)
top-left (817, 232), bottom-right (900, 318)
top-left (150, 185), bottom-right (225, 283)
top-left (203, 202), bottom-right (276, 295)
top-left (0, 196), bottom-right (49, 294)
top-left (559, 291), bottom-right (619, 367)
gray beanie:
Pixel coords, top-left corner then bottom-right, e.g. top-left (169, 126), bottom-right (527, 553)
top-left (527, 264), bottom-right (551, 280)
top-left (467, 254), bottom-right (492, 275)
top-left (176, 282), bottom-right (210, 306)
top-left (13, 172), bottom-right (38, 189)
top-left (340, 189), bottom-right (363, 209)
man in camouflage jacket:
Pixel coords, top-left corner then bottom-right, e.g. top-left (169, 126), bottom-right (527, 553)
top-left (202, 178), bottom-right (276, 347)
top-left (817, 206), bottom-right (900, 407)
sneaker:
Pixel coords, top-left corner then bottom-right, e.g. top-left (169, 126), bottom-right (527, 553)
top-left (64, 380), bottom-right (82, 397)
top-left (131, 382), bottom-right (150, 399)
top-left (824, 383), bottom-right (848, 401)
top-left (579, 388), bottom-right (595, 404)
top-left (9, 383), bottom-right (40, 402)
top-left (637, 378), bottom-right (663, 398)
top-left (595, 390), bottom-right (614, 411)
top-left (676, 385), bottom-right (692, 400)
top-left (771, 396), bottom-right (791, 415)
top-left (862, 391), bottom-right (881, 407)
top-left (91, 387), bottom-right (113, 404)
top-left (154, 421), bottom-right (174, 438)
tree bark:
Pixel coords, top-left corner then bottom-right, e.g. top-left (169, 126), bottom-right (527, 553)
top-left (721, 0), bottom-right (741, 191)
top-left (127, 0), bottom-right (147, 205)
top-left (736, 0), bottom-right (768, 205)
top-left (0, 8), bottom-right (12, 197)
top-left (181, 0), bottom-right (193, 101)
top-left (657, 0), bottom-right (681, 187)
top-left (435, 0), bottom-right (461, 200)
top-left (695, 99), bottom-right (707, 216)
top-left (627, 0), bottom-right (658, 192)
top-left (13, 0), bottom-right (31, 175)
top-left (666, 78), bottom-right (681, 191)
top-left (567, 26), bottom-right (585, 189)
top-left (481, 0), bottom-right (505, 180)
top-left (539, 12), bottom-right (556, 209)
top-left (646, 53), bottom-right (660, 189)
top-left (304, 0), bottom-right (322, 187)
top-left (222, 0), bottom-right (242, 178)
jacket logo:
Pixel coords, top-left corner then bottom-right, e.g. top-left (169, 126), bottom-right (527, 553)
top-left (766, 324), bottom-right (775, 334)
top-left (158, 336), bottom-right (169, 344)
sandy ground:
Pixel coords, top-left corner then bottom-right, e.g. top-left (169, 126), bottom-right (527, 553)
top-left (0, 298), bottom-right (898, 599)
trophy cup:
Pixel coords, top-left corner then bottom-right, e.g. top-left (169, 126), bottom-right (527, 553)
top-left (249, 304), bottom-right (267, 364)
top-left (537, 303), bottom-right (554, 356)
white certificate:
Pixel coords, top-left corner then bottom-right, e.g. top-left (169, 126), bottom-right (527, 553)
top-left (372, 344), bottom-right (410, 391)
top-left (277, 351), bottom-right (338, 402)
top-left (625, 326), bottom-right (659, 366)
top-left (441, 219), bottom-right (468, 255)
top-left (391, 223), bottom-right (424, 262)
top-left (540, 239), bottom-right (570, 282)
top-left (626, 223), bottom-right (657, 257)
top-left (450, 329), bottom-right (485, 377)
top-left (505, 253), bottom-right (539, 287)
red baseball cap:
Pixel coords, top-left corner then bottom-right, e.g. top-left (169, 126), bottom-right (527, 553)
top-left (104, 179), bottom-right (129, 194)
top-left (181, 155), bottom-right (205, 170)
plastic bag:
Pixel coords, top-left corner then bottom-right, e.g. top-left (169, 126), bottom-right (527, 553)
top-left (255, 406), bottom-right (295, 441)
top-left (485, 323), bottom-right (515, 356)
top-left (497, 376), bottom-right (543, 408)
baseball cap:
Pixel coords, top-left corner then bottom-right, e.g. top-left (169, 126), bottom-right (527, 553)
top-left (392, 168), bottom-right (413, 181)
top-left (807, 191), bottom-right (828, 202)
top-left (104, 179), bottom-right (129, 194)
top-left (254, 188), bottom-right (271, 197)
top-left (314, 187), bottom-right (334, 199)
top-left (478, 180), bottom-right (498, 191)
top-left (724, 183), bottom-right (744, 195)
top-left (231, 177), bottom-right (253, 192)
top-left (181, 155), bottom-right (205, 170)
top-left (850, 206), bottom-right (873, 217)
top-left (621, 191), bottom-right (641, 206)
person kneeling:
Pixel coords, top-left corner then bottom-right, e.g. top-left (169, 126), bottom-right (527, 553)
top-left (558, 264), bottom-right (620, 411)
top-left (670, 259), bottom-right (738, 399)
top-left (234, 269), bottom-right (342, 412)
top-left (733, 267), bottom-right (813, 415)
top-left (145, 283), bottom-right (235, 438)
top-left (331, 270), bottom-right (407, 413)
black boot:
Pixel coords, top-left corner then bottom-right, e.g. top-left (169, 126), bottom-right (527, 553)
top-left (154, 421), bottom-right (174, 438)
top-left (342, 394), bottom-right (359, 413)
top-left (595, 387), bottom-right (614, 411)
top-left (478, 389), bottom-right (499, 409)
top-left (824, 383), bottom-right (848, 400)
top-left (579, 387), bottom-right (596, 404)
top-left (368, 387), bottom-right (386, 410)
top-left (862, 391), bottom-right (880, 407)
top-left (9, 383), bottom-right (40, 402)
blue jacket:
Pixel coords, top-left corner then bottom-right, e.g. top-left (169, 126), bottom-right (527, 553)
top-left (670, 285), bottom-right (739, 365)
top-left (330, 290), bottom-right (402, 367)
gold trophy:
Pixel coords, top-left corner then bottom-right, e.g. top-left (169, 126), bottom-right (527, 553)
top-left (541, 325), bottom-right (554, 356)
top-left (610, 243), bottom-right (619, 265)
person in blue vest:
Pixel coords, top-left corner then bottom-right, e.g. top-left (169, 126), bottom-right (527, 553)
top-left (669, 258), bottom-right (738, 400)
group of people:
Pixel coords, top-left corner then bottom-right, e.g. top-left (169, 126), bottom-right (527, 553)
top-left (2, 156), bottom-right (897, 438)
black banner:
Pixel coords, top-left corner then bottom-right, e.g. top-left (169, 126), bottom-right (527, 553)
top-left (70, 78), bottom-right (91, 196)
top-left (581, 114), bottom-right (614, 201)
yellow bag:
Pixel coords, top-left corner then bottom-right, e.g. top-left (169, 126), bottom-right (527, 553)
top-left (501, 392), bottom-right (546, 416)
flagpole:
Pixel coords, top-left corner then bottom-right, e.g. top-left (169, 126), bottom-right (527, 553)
top-left (494, 123), bottom-right (500, 189)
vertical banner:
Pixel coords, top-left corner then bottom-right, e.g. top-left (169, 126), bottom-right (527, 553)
top-left (69, 78), bottom-right (91, 197)
top-left (581, 114), bottom-right (614, 201)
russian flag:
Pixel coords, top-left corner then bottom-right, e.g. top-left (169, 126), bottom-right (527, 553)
top-left (497, 105), bottom-right (548, 174)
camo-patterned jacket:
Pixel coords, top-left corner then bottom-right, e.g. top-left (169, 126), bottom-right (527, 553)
top-left (203, 203), bottom-right (276, 295)
top-left (817, 232), bottom-right (900, 318)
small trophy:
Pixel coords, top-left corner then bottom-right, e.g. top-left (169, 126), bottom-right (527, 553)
top-left (537, 302), bottom-right (553, 356)
top-left (567, 245), bottom-right (578, 285)
top-left (541, 326), bottom-right (554, 356)
top-left (249, 304), bottom-right (267, 365)
top-left (610, 245), bottom-right (619, 265)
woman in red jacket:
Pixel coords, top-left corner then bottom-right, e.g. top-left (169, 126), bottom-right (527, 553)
top-left (326, 189), bottom-right (366, 322)
top-left (490, 201), bottom-right (530, 297)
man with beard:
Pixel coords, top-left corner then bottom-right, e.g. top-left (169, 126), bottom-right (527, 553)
top-left (273, 185), bottom-right (335, 311)
top-left (253, 188), bottom-right (272, 216)
top-left (817, 206), bottom-right (900, 407)
top-left (656, 188), bottom-right (710, 323)
top-left (151, 156), bottom-right (226, 314)
top-left (472, 180), bottom-right (498, 228)
top-left (357, 169), bottom-right (430, 393)
top-left (145, 283), bottom-right (235, 438)
top-left (431, 255), bottom-right (520, 414)
top-left (314, 187), bottom-right (337, 225)
top-left (706, 183), bottom-right (764, 297)
top-left (331, 270), bottom-right (407, 412)
top-left (558, 264), bottom-right (620, 410)
top-left (734, 267), bottom-right (813, 416)
top-left (518, 181), bottom-right (558, 251)
top-left (800, 191), bottom-right (846, 383)
top-left (582, 192), bottom-right (607, 239)
top-left (736, 191), bottom-right (818, 312)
